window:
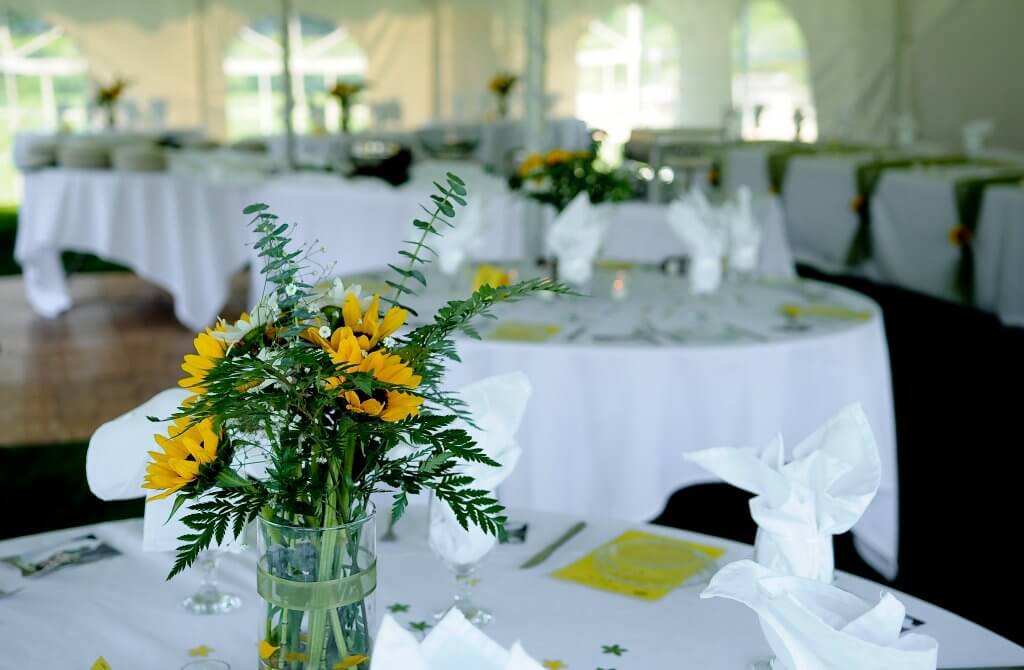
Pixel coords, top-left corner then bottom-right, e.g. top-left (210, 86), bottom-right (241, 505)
top-left (732, 0), bottom-right (816, 141)
top-left (223, 14), bottom-right (368, 139)
top-left (0, 12), bottom-right (87, 203)
top-left (575, 4), bottom-right (681, 146)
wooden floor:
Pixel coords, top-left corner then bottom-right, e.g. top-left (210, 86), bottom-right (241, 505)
top-left (0, 272), bottom-right (248, 446)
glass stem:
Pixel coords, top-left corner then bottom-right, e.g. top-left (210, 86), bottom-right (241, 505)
top-left (199, 551), bottom-right (219, 595)
top-left (453, 566), bottom-right (476, 609)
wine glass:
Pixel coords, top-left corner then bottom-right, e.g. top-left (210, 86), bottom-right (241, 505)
top-left (428, 492), bottom-right (497, 626)
top-left (182, 550), bottom-right (241, 615)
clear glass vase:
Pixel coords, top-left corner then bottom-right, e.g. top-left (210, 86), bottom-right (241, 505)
top-left (256, 508), bottom-right (376, 670)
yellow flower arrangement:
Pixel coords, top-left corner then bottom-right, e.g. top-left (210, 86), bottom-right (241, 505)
top-left (143, 417), bottom-right (220, 500)
top-left (329, 81), bottom-right (365, 101)
top-left (488, 73), bottom-right (518, 96)
top-left (95, 78), bottom-right (129, 106)
top-left (146, 179), bottom-right (569, 669)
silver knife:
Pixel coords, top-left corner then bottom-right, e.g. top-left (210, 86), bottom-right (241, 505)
top-left (519, 521), bottom-right (586, 569)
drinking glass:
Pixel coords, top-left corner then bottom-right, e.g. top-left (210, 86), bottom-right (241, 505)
top-left (182, 550), bottom-right (241, 615)
top-left (428, 492), bottom-right (497, 626)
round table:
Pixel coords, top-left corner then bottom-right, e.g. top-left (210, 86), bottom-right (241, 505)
top-left (1, 509), bottom-right (1019, 668)
top-left (349, 268), bottom-right (899, 580)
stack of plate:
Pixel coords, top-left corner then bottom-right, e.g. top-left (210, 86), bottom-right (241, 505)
top-left (111, 143), bottom-right (167, 172)
top-left (231, 138), bottom-right (268, 153)
top-left (56, 142), bottom-right (110, 169)
top-left (18, 139), bottom-right (58, 170)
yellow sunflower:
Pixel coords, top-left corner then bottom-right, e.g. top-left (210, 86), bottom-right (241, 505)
top-left (179, 323), bottom-right (228, 394)
top-left (341, 294), bottom-right (407, 350)
top-left (472, 265), bottom-right (510, 291)
top-left (303, 327), bottom-right (423, 421)
top-left (345, 351), bottom-right (423, 422)
top-left (143, 417), bottom-right (220, 501)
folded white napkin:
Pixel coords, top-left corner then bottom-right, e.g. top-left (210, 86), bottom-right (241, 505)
top-left (724, 186), bottom-right (762, 274)
top-left (963, 118), bottom-right (994, 156)
top-left (667, 187), bottom-right (726, 294)
top-left (371, 610), bottom-right (543, 670)
top-left (435, 198), bottom-right (489, 276)
top-left (702, 560), bottom-right (938, 670)
top-left (546, 193), bottom-right (611, 285)
top-left (685, 404), bottom-right (882, 583)
top-left (86, 388), bottom-right (244, 552)
top-left (429, 373), bottom-right (531, 567)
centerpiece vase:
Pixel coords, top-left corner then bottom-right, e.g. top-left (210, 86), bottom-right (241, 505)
top-left (496, 94), bottom-right (508, 119)
top-left (104, 104), bottom-right (116, 130)
top-left (257, 506), bottom-right (376, 669)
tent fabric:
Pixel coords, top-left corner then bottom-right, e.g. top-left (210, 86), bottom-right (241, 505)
top-left (3, 1), bottom-right (1022, 149)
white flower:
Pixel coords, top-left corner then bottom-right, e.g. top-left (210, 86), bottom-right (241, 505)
top-left (285, 283), bottom-right (298, 296)
top-left (311, 277), bottom-right (372, 311)
top-left (213, 296), bottom-right (279, 345)
top-left (380, 336), bottom-right (397, 350)
top-left (318, 325), bottom-right (332, 339)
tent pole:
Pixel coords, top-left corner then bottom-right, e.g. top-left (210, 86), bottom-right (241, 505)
top-left (431, 0), bottom-right (442, 120)
top-left (280, 0), bottom-right (296, 169)
top-left (523, 0), bottom-right (547, 262)
top-left (524, 0), bottom-right (546, 155)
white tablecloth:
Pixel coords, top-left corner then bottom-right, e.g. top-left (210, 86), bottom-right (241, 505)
top-left (604, 199), bottom-right (795, 277)
top-left (1, 511), bottom-right (1019, 669)
top-left (349, 269), bottom-right (897, 578)
top-left (870, 166), bottom-right (1003, 304)
top-left (975, 185), bottom-right (1024, 326)
top-left (14, 169), bottom-right (252, 331)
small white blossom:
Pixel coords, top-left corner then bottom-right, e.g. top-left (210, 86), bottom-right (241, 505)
top-left (318, 325), bottom-right (332, 339)
top-left (316, 456), bottom-right (328, 464)
top-left (380, 336), bottom-right (397, 350)
top-left (285, 283), bottom-right (298, 296)
top-left (311, 277), bottom-right (372, 311)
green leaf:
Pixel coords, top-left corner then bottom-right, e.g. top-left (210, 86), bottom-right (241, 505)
top-left (243, 203), bottom-right (269, 214)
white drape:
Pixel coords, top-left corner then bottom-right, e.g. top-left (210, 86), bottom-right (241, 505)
top-left (4, 0), bottom-right (1022, 146)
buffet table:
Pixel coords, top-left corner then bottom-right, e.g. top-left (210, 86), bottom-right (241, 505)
top-left (1, 510), bottom-right (1019, 668)
top-left (349, 268), bottom-right (898, 579)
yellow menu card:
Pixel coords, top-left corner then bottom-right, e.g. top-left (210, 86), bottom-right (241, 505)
top-left (487, 321), bottom-right (561, 342)
top-left (552, 530), bottom-right (726, 601)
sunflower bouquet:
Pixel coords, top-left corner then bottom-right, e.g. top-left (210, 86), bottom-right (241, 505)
top-left (487, 72), bottom-right (518, 118)
top-left (328, 79), bottom-right (366, 133)
top-left (94, 78), bottom-right (129, 129)
top-left (144, 173), bottom-right (566, 669)
top-left (510, 148), bottom-right (632, 212)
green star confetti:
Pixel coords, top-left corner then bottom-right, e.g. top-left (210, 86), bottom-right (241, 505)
top-left (387, 603), bottom-right (410, 613)
top-left (601, 644), bottom-right (627, 656)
